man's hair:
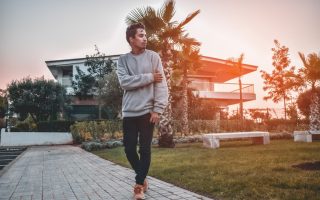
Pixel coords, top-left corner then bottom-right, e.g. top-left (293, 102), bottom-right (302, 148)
top-left (126, 23), bottom-right (145, 44)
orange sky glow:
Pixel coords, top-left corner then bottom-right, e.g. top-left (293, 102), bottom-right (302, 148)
top-left (0, 0), bottom-right (319, 114)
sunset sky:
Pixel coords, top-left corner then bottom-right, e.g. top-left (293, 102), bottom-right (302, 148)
top-left (1, 0), bottom-right (319, 112)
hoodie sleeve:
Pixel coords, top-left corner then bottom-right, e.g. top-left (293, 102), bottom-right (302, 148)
top-left (152, 53), bottom-right (169, 114)
top-left (116, 56), bottom-right (154, 91)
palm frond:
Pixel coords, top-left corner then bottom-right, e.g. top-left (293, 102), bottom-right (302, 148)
top-left (159, 26), bottom-right (183, 40)
top-left (298, 52), bottom-right (308, 68)
top-left (179, 35), bottom-right (201, 47)
top-left (177, 9), bottom-right (200, 29)
top-left (126, 7), bottom-right (149, 25)
top-left (126, 6), bottom-right (164, 34)
top-left (159, 0), bottom-right (175, 23)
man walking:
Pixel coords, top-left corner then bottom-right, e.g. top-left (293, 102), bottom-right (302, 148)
top-left (116, 23), bottom-right (169, 199)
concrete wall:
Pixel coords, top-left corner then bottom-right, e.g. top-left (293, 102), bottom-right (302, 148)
top-left (0, 129), bottom-right (73, 146)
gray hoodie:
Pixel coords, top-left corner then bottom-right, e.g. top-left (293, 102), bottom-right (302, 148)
top-left (116, 49), bottom-right (169, 117)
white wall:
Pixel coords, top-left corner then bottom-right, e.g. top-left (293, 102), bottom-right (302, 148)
top-left (0, 129), bottom-right (73, 146)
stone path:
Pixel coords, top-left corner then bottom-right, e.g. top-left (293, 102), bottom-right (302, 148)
top-left (0, 145), bottom-right (213, 200)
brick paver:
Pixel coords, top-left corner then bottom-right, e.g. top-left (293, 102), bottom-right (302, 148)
top-left (0, 145), bottom-right (213, 200)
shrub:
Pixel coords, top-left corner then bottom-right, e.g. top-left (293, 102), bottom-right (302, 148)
top-left (265, 119), bottom-right (296, 132)
top-left (81, 141), bottom-right (105, 151)
top-left (71, 120), bottom-right (123, 143)
top-left (37, 120), bottom-right (75, 132)
top-left (173, 120), bottom-right (216, 136)
top-left (10, 115), bottom-right (37, 132)
top-left (81, 139), bottom-right (123, 151)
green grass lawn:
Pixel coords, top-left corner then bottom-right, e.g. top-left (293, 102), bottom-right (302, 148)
top-left (92, 139), bottom-right (320, 200)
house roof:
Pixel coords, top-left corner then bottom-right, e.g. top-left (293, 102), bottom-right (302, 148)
top-left (45, 54), bottom-right (121, 67)
top-left (188, 56), bottom-right (258, 82)
top-left (46, 54), bottom-right (258, 82)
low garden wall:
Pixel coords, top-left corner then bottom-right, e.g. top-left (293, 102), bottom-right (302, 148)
top-left (0, 128), bottom-right (73, 146)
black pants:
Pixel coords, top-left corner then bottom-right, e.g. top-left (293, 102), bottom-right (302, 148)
top-left (123, 113), bottom-right (154, 185)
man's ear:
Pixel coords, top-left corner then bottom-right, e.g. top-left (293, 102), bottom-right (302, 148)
top-left (129, 36), bottom-right (134, 44)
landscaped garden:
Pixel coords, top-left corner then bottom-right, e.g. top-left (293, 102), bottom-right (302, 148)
top-left (92, 139), bottom-right (320, 200)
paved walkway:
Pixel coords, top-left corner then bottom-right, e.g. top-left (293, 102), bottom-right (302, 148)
top-left (0, 145), bottom-right (213, 200)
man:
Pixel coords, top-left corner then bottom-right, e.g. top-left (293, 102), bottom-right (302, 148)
top-left (116, 23), bottom-right (169, 200)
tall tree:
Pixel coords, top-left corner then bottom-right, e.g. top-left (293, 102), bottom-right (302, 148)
top-left (174, 36), bottom-right (201, 135)
top-left (297, 52), bottom-right (320, 130)
top-left (261, 40), bottom-right (297, 120)
top-left (7, 77), bottom-right (69, 122)
top-left (0, 89), bottom-right (7, 119)
top-left (126, 0), bottom-right (200, 147)
top-left (72, 46), bottom-right (115, 119)
top-left (227, 53), bottom-right (245, 130)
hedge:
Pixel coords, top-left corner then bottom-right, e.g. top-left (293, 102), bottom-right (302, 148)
top-left (37, 120), bottom-right (75, 132)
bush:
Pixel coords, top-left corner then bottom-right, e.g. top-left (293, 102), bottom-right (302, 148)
top-left (37, 120), bottom-right (75, 132)
top-left (220, 119), bottom-right (260, 132)
top-left (173, 120), bottom-right (216, 136)
top-left (265, 119), bottom-right (297, 132)
top-left (81, 139), bottom-right (123, 151)
top-left (10, 115), bottom-right (37, 132)
top-left (71, 120), bottom-right (123, 143)
top-left (81, 141), bottom-right (106, 151)
top-left (174, 135), bottom-right (203, 143)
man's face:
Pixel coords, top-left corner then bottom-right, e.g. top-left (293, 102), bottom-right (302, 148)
top-left (130, 28), bottom-right (147, 49)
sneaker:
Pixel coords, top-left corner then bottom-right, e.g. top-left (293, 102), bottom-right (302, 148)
top-left (143, 179), bottom-right (149, 192)
top-left (134, 184), bottom-right (145, 200)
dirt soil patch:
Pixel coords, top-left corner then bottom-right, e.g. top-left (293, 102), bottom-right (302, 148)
top-left (292, 161), bottom-right (320, 171)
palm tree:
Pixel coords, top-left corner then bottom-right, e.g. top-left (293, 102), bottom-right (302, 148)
top-left (175, 36), bottom-right (201, 135)
top-left (126, 0), bottom-right (200, 147)
top-left (298, 52), bottom-right (320, 130)
top-left (227, 54), bottom-right (245, 131)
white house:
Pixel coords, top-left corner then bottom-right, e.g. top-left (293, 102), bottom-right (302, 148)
top-left (46, 55), bottom-right (257, 120)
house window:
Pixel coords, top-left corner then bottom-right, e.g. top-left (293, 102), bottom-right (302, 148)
top-left (62, 68), bottom-right (73, 77)
top-left (61, 67), bottom-right (73, 86)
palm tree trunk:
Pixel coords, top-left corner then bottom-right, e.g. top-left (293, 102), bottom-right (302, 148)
top-left (98, 104), bottom-right (102, 119)
top-left (284, 96), bottom-right (287, 120)
top-left (98, 90), bottom-right (102, 120)
top-left (158, 43), bottom-right (175, 148)
top-left (239, 77), bottom-right (243, 131)
top-left (181, 67), bottom-right (189, 136)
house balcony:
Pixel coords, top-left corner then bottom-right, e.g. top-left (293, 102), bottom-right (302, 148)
top-left (190, 81), bottom-right (256, 106)
top-left (58, 77), bottom-right (72, 87)
top-left (56, 77), bottom-right (73, 95)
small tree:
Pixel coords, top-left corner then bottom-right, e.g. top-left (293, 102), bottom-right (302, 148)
top-left (101, 70), bottom-right (124, 119)
top-left (248, 109), bottom-right (270, 123)
top-left (287, 103), bottom-right (298, 121)
top-left (261, 40), bottom-right (297, 120)
top-left (72, 46), bottom-right (115, 119)
top-left (7, 77), bottom-right (69, 122)
top-left (297, 87), bottom-right (320, 120)
top-left (297, 52), bottom-right (320, 130)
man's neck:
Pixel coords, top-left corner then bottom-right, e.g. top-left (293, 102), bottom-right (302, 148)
top-left (131, 47), bottom-right (145, 55)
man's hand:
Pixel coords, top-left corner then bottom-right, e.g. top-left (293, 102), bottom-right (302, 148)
top-left (153, 70), bottom-right (163, 83)
top-left (150, 112), bottom-right (160, 124)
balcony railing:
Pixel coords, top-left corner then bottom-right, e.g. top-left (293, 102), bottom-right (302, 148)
top-left (189, 81), bottom-right (254, 94)
top-left (58, 77), bottom-right (72, 87)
